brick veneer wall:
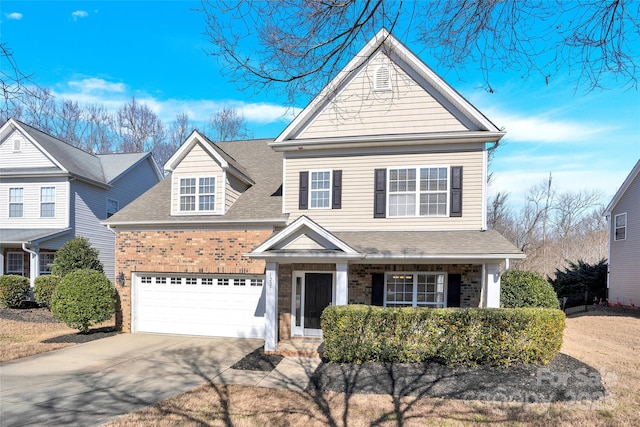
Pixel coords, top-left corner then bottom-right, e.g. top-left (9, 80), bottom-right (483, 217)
top-left (115, 228), bottom-right (272, 332)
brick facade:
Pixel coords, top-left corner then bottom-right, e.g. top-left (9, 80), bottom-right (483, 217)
top-left (115, 228), bottom-right (272, 332)
top-left (275, 262), bottom-right (483, 342)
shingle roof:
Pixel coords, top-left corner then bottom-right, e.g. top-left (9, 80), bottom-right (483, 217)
top-left (0, 228), bottom-right (72, 244)
top-left (334, 230), bottom-right (524, 258)
top-left (106, 138), bottom-right (286, 224)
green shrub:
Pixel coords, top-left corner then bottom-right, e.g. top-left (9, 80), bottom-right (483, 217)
top-left (550, 259), bottom-right (608, 308)
top-left (50, 237), bottom-right (103, 277)
top-left (34, 275), bottom-right (61, 309)
top-left (501, 270), bottom-right (559, 309)
top-left (0, 275), bottom-right (30, 308)
top-left (51, 269), bottom-right (115, 333)
top-left (321, 305), bottom-right (565, 366)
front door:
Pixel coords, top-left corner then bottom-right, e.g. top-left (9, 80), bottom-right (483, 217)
top-left (292, 272), bottom-right (333, 336)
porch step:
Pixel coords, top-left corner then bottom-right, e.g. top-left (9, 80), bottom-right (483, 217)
top-left (267, 338), bottom-right (324, 358)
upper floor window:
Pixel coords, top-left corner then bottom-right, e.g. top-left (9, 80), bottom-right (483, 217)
top-left (106, 199), bottom-right (119, 218)
top-left (39, 252), bottom-right (56, 274)
top-left (385, 272), bottom-right (446, 308)
top-left (388, 167), bottom-right (448, 217)
top-left (9, 188), bottom-right (24, 218)
top-left (40, 187), bottom-right (56, 217)
top-left (614, 213), bottom-right (627, 241)
top-left (179, 177), bottom-right (215, 212)
top-left (374, 65), bottom-right (392, 91)
top-left (310, 171), bottom-right (331, 209)
top-left (7, 252), bottom-right (24, 275)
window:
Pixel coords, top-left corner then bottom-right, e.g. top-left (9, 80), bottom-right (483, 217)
top-left (141, 276), bottom-right (153, 284)
top-left (233, 278), bottom-right (246, 286)
top-left (106, 199), bottom-right (119, 218)
top-left (185, 277), bottom-right (197, 285)
top-left (385, 272), bottom-right (446, 308)
top-left (614, 213), bottom-right (627, 241)
top-left (9, 188), bottom-right (24, 218)
top-left (250, 279), bottom-right (264, 287)
top-left (170, 277), bottom-right (181, 285)
top-left (310, 171), bottom-right (331, 208)
top-left (39, 252), bottom-right (55, 274)
top-left (7, 252), bottom-right (24, 274)
top-left (374, 65), bottom-right (392, 91)
top-left (202, 278), bottom-right (214, 286)
top-left (179, 177), bottom-right (215, 212)
top-left (40, 187), bottom-right (56, 217)
top-left (388, 167), bottom-right (448, 217)
top-left (218, 278), bottom-right (229, 286)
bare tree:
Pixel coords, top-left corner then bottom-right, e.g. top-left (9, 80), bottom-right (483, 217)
top-left (1, 43), bottom-right (37, 123)
top-left (20, 86), bottom-right (57, 134)
top-left (202, 0), bottom-right (639, 105)
top-left (208, 106), bottom-right (252, 142)
top-left (83, 103), bottom-right (115, 154)
top-left (114, 97), bottom-right (166, 153)
top-left (54, 99), bottom-right (84, 148)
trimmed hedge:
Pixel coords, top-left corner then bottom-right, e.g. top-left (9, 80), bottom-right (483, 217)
top-left (34, 275), bottom-right (61, 309)
top-left (0, 275), bottom-right (30, 308)
top-left (501, 270), bottom-right (559, 309)
top-left (51, 269), bottom-right (115, 333)
top-left (321, 305), bottom-right (565, 366)
top-left (50, 237), bottom-right (103, 277)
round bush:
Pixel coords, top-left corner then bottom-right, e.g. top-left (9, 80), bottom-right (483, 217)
top-left (501, 270), bottom-right (559, 309)
top-left (0, 275), bottom-right (30, 308)
top-left (51, 269), bottom-right (115, 333)
top-left (50, 237), bottom-right (103, 277)
top-left (34, 275), bottom-right (61, 309)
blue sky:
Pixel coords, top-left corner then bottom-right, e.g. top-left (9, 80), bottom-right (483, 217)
top-left (2, 1), bottom-right (639, 208)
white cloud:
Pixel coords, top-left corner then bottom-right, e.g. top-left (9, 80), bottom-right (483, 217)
top-left (5, 12), bottom-right (23, 20)
top-left (68, 78), bottom-right (126, 93)
top-left (71, 10), bottom-right (88, 21)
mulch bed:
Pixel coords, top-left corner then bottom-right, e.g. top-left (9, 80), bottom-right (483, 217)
top-left (0, 305), bottom-right (119, 344)
top-left (231, 347), bottom-right (284, 371)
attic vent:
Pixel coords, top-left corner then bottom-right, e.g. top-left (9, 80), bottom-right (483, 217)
top-left (374, 65), bottom-right (391, 91)
top-left (13, 139), bottom-right (21, 152)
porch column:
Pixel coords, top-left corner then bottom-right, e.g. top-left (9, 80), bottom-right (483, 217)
top-left (0, 251), bottom-right (4, 276)
top-left (335, 262), bottom-right (348, 306)
top-left (264, 262), bottom-right (279, 351)
top-left (485, 263), bottom-right (501, 308)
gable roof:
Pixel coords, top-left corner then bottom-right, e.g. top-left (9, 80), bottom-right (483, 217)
top-left (605, 159), bottom-right (640, 216)
top-left (164, 130), bottom-right (254, 185)
top-left (106, 138), bottom-right (286, 226)
top-left (0, 118), bottom-right (158, 186)
top-left (273, 28), bottom-right (504, 149)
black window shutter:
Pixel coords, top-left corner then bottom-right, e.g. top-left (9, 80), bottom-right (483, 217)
top-left (299, 171), bottom-right (308, 210)
top-left (450, 166), bottom-right (462, 217)
top-left (374, 169), bottom-right (386, 218)
top-left (332, 170), bottom-right (342, 209)
top-left (371, 273), bottom-right (385, 306)
top-left (447, 274), bottom-right (462, 307)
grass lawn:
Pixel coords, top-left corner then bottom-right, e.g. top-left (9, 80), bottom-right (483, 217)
top-left (106, 309), bottom-right (640, 427)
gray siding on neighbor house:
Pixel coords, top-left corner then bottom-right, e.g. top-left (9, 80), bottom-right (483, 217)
top-left (609, 172), bottom-right (640, 306)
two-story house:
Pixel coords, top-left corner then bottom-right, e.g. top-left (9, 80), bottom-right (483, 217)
top-left (604, 159), bottom-right (639, 307)
top-left (0, 119), bottom-right (163, 287)
top-left (106, 29), bottom-right (524, 352)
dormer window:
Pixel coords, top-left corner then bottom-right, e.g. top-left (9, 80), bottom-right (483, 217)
top-left (179, 177), bottom-right (216, 212)
top-left (374, 64), bottom-right (392, 91)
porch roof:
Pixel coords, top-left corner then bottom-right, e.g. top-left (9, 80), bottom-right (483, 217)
top-left (0, 228), bottom-right (72, 245)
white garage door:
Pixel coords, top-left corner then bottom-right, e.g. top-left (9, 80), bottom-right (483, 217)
top-left (133, 274), bottom-right (265, 338)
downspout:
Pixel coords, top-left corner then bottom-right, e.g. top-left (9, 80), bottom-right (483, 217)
top-left (22, 242), bottom-right (38, 299)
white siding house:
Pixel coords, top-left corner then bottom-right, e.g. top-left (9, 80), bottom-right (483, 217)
top-left (0, 119), bottom-right (163, 288)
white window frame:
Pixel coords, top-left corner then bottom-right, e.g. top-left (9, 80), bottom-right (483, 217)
top-left (387, 166), bottom-right (449, 217)
top-left (39, 252), bottom-right (56, 274)
top-left (40, 186), bottom-right (56, 218)
top-left (614, 213), bottom-right (627, 241)
top-left (309, 170), bottom-right (331, 209)
top-left (179, 176), bottom-right (216, 213)
top-left (7, 252), bottom-right (24, 274)
top-left (384, 272), bottom-right (447, 308)
top-left (374, 64), bottom-right (392, 91)
top-left (9, 187), bottom-right (24, 218)
top-left (106, 198), bottom-right (119, 218)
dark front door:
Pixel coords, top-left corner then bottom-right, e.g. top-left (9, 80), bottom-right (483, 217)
top-left (304, 273), bottom-right (332, 329)
top-left (447, 274), bottom-right (461, 307)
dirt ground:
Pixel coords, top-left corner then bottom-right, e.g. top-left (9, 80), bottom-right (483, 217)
top-left (103, 309), bottom-right (640, 427)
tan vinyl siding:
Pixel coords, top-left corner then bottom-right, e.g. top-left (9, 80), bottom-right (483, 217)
top-left (226, 174), bottom-right (250, 211)
top-left (609, 173), bottom-right (640, 306)
top-left (0, 177), bottom-right (69, 229)
top-left (0, 131), bottom-right (59, 169)
top-left (284, 148), bottom-right (485, 231)
top-left (171, 143), bottom-right (224, 215)
top-left (283, 235), bottom-right (326, 250)
top-left (298, 52), bottom-right (467, 139)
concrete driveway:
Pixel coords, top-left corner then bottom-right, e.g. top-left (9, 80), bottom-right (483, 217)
top-left (0, 334), bottom-right (279, 426)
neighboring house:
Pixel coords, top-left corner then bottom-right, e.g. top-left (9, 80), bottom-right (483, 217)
top-left (106, 29), bottom-right (524, 351)
top-left (604, 159), bottom-right (640, 307)
top-left (0, 119), bottom-right (163, 287)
